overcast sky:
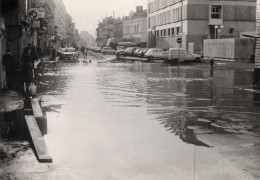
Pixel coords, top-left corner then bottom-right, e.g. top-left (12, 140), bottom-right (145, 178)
top-left (63, 0), bottom-right (147, 37)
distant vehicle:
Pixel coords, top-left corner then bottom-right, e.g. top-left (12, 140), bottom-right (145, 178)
top-left (60, 47), bottom-right (79, 60)
top-left (116, 42), bottom-right (138, 57)
top-left (57, 48), bottom-right (62, 56)
top-left (134, 48), bottom-right (143, 57)
top-left (102, 47), bottom-right (116, 54)
top-left (124, 47), bottom-right (138, 56)
top-left (160, 50), bottom-right (169, 61)
top-left (167, 48), bottom-right (201, 63)
top-left (94, 47), bottom-right (102, 53)
top-left (144, 48), bottom-right (164, 60)
top-left (140, 48), bottom-right (149, 58)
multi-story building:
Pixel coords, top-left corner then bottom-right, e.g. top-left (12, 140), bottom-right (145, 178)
top-left (96, 17), bottom-right (122, 47)
top-left (123, 6), bottom-right (147, 47)
top-left (39, 0), bottom-right (56, 55)
top-left (147, 0), bottom-right (256, 53)
top-left (53, 0), bottom-right (75, 47)
top-left (255, 0), bottom-right (260, 83)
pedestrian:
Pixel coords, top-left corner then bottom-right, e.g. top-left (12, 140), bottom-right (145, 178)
top-left (81, 46), bottom-right (85, 55)
top-left (36, 46), bottom-right (42, 59)
top-left (84, 48), bottom-right (88, 59)
top-left (2, 49), bottom-right (15, 89)
top-left (210, 57), bottom-right (214, 68)
top-left (50, 45), bottom-right (56, 61)
top-left (21, 42), bottom-right (39, 69)
top-left (21, 48), bottom-right (34, 95)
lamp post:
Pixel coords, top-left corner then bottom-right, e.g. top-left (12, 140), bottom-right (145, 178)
top-left (214, 25), bottom-right (224, 39)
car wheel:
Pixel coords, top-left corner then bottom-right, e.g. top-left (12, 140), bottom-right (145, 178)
top-left (148, 56), bottom-right (153, 61)
top-left (194, 57), bottom-right (201, 62)
top-left (163, 58), bottom-right (168, 63)
top-left (173, 58), bottom-right (179, 63)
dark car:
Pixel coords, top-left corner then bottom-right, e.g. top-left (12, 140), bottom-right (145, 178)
top-left (134, 48), bottom-right (143, 57)
top-left (124, 47), bottom-right (138, 56)
top-left (140, 48), bottom-right (149, 58)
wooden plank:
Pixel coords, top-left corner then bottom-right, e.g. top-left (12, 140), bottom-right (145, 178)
top-left (25, 115), bottom-right (52, 163)
top-left (31, 98), bottom-right (43, 118)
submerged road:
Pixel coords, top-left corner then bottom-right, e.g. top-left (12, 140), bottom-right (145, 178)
top-left (1, 54), bottom-right (260, 180)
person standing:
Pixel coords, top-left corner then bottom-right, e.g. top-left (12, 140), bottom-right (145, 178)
top-left (2, 49), bottom-right (16, 89)
top-left (51, 45), bottom-right (56, 61)
top-left (21, 42), bottom-right (39, 69)
top-left (84, 47), bottom-right (88, 59)
top-left (21, 48), bottom-right (34, 95)
top-left (210, 57), bottom-right (215, 68)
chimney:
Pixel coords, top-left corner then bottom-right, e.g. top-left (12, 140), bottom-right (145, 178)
top-left (136, 6), bottom-right (139, 13)
top-left (140, 6), bottom-right (143, 12)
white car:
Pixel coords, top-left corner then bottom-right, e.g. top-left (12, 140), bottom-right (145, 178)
top-left (102, 47), bottom-right (116, 54)
top-left (168, 48), bottom-right (201, 63)
top-left (144, 48), bottom-right (164, 60)
top-left (60, 48), bottom-right (79, 60)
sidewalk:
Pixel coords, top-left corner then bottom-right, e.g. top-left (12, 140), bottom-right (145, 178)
top-left (0, 90), bottom-right (24, 114)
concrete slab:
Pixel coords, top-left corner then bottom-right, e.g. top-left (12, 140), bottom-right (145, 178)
top-left (31, 98), bottom-right (43, 118)
top-left (25, 115), bottom-right (52, 163)
top-left (30, 98), bottom-right (47, 135)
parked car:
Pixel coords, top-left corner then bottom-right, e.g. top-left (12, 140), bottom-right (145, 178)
top-left (102, 47), bottom-right (116, 54)
top-left (140, 48), bottom-right (149, 58)
top-left (57, 48), bottom-right (62, 56)
top-left (144, 48), bottom-right (164, 60)
top-left (134, 48), bottom-right (143, 57)
top-left (116, 46), bottom-right (126, 57)
top-left (124, 47), bottom-right (138, 56)
top-left (167, 48), bottom-right (201, 63)
top-left (160, 50), bottom-right (169, 61)
top-left (60, 48), bottom-right (79, 60)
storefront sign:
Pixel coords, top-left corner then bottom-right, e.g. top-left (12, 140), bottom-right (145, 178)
top-left (29, 8), bottom-right (45, 19)
top-left (38, 27), bottom-right (47, 34)
top-left (32, 20), bottom-right (41, 29)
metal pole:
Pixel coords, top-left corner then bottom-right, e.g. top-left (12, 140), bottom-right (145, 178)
top-left (178, 43), bottom-right (180, 70)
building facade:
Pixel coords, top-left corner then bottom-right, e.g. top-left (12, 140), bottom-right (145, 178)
top-left (96, 17), bottom-right (123, 47)
top-left (147, 0), bottom-right (256, 54)
top-left (123, 6), bottom-right (148, 47)
top-left (53, 0), bottom-right (76, 48)
top-left (255, 0), bottom-right (260, 83)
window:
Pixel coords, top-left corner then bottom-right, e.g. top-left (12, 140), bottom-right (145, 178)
top-left (211, 5), bottom-right (221, 19)
top-left (164, 29), bottom-right (166, 37)
top-left (157, 30), bottom-right (160, 37)
top-left (171, 28), bottom-right (174, 36)
top-left (161, 30), bottom-right (163, 37)
top-left (176, 27), bottom-right (180, 35)
top-left (168, 28), bottom-right (171, 36)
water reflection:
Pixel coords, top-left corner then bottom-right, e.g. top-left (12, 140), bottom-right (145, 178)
top-left (2, 60), bottom-right (260, 179)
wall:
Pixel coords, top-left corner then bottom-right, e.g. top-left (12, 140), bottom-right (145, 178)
top-left (255, 0), bottom-right (260, 69)
top-left (204, 38), bottom-right (254, 61)
top-left (123, 17), bottom-right (147, 43)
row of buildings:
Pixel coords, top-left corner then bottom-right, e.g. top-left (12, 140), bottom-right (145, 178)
top-left (96, 6), bottom-right (148, 48)
top-left (0, 0), bottom-right (79, 89)
top-left (97, 0), bottom-right (256, 55)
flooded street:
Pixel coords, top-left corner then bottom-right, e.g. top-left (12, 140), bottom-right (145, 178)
top-left (1, 55), bottom-right (260, 180)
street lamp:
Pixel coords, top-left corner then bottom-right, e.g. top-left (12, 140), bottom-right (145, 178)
top-left (214, 25), bottom-right (224, 39)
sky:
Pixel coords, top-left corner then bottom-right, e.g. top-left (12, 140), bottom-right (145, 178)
top-left (63, 0), bottom-right (147, 37)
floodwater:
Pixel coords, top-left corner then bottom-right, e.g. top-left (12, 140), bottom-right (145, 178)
top-left (1, 56), bottom-right (260, 180)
